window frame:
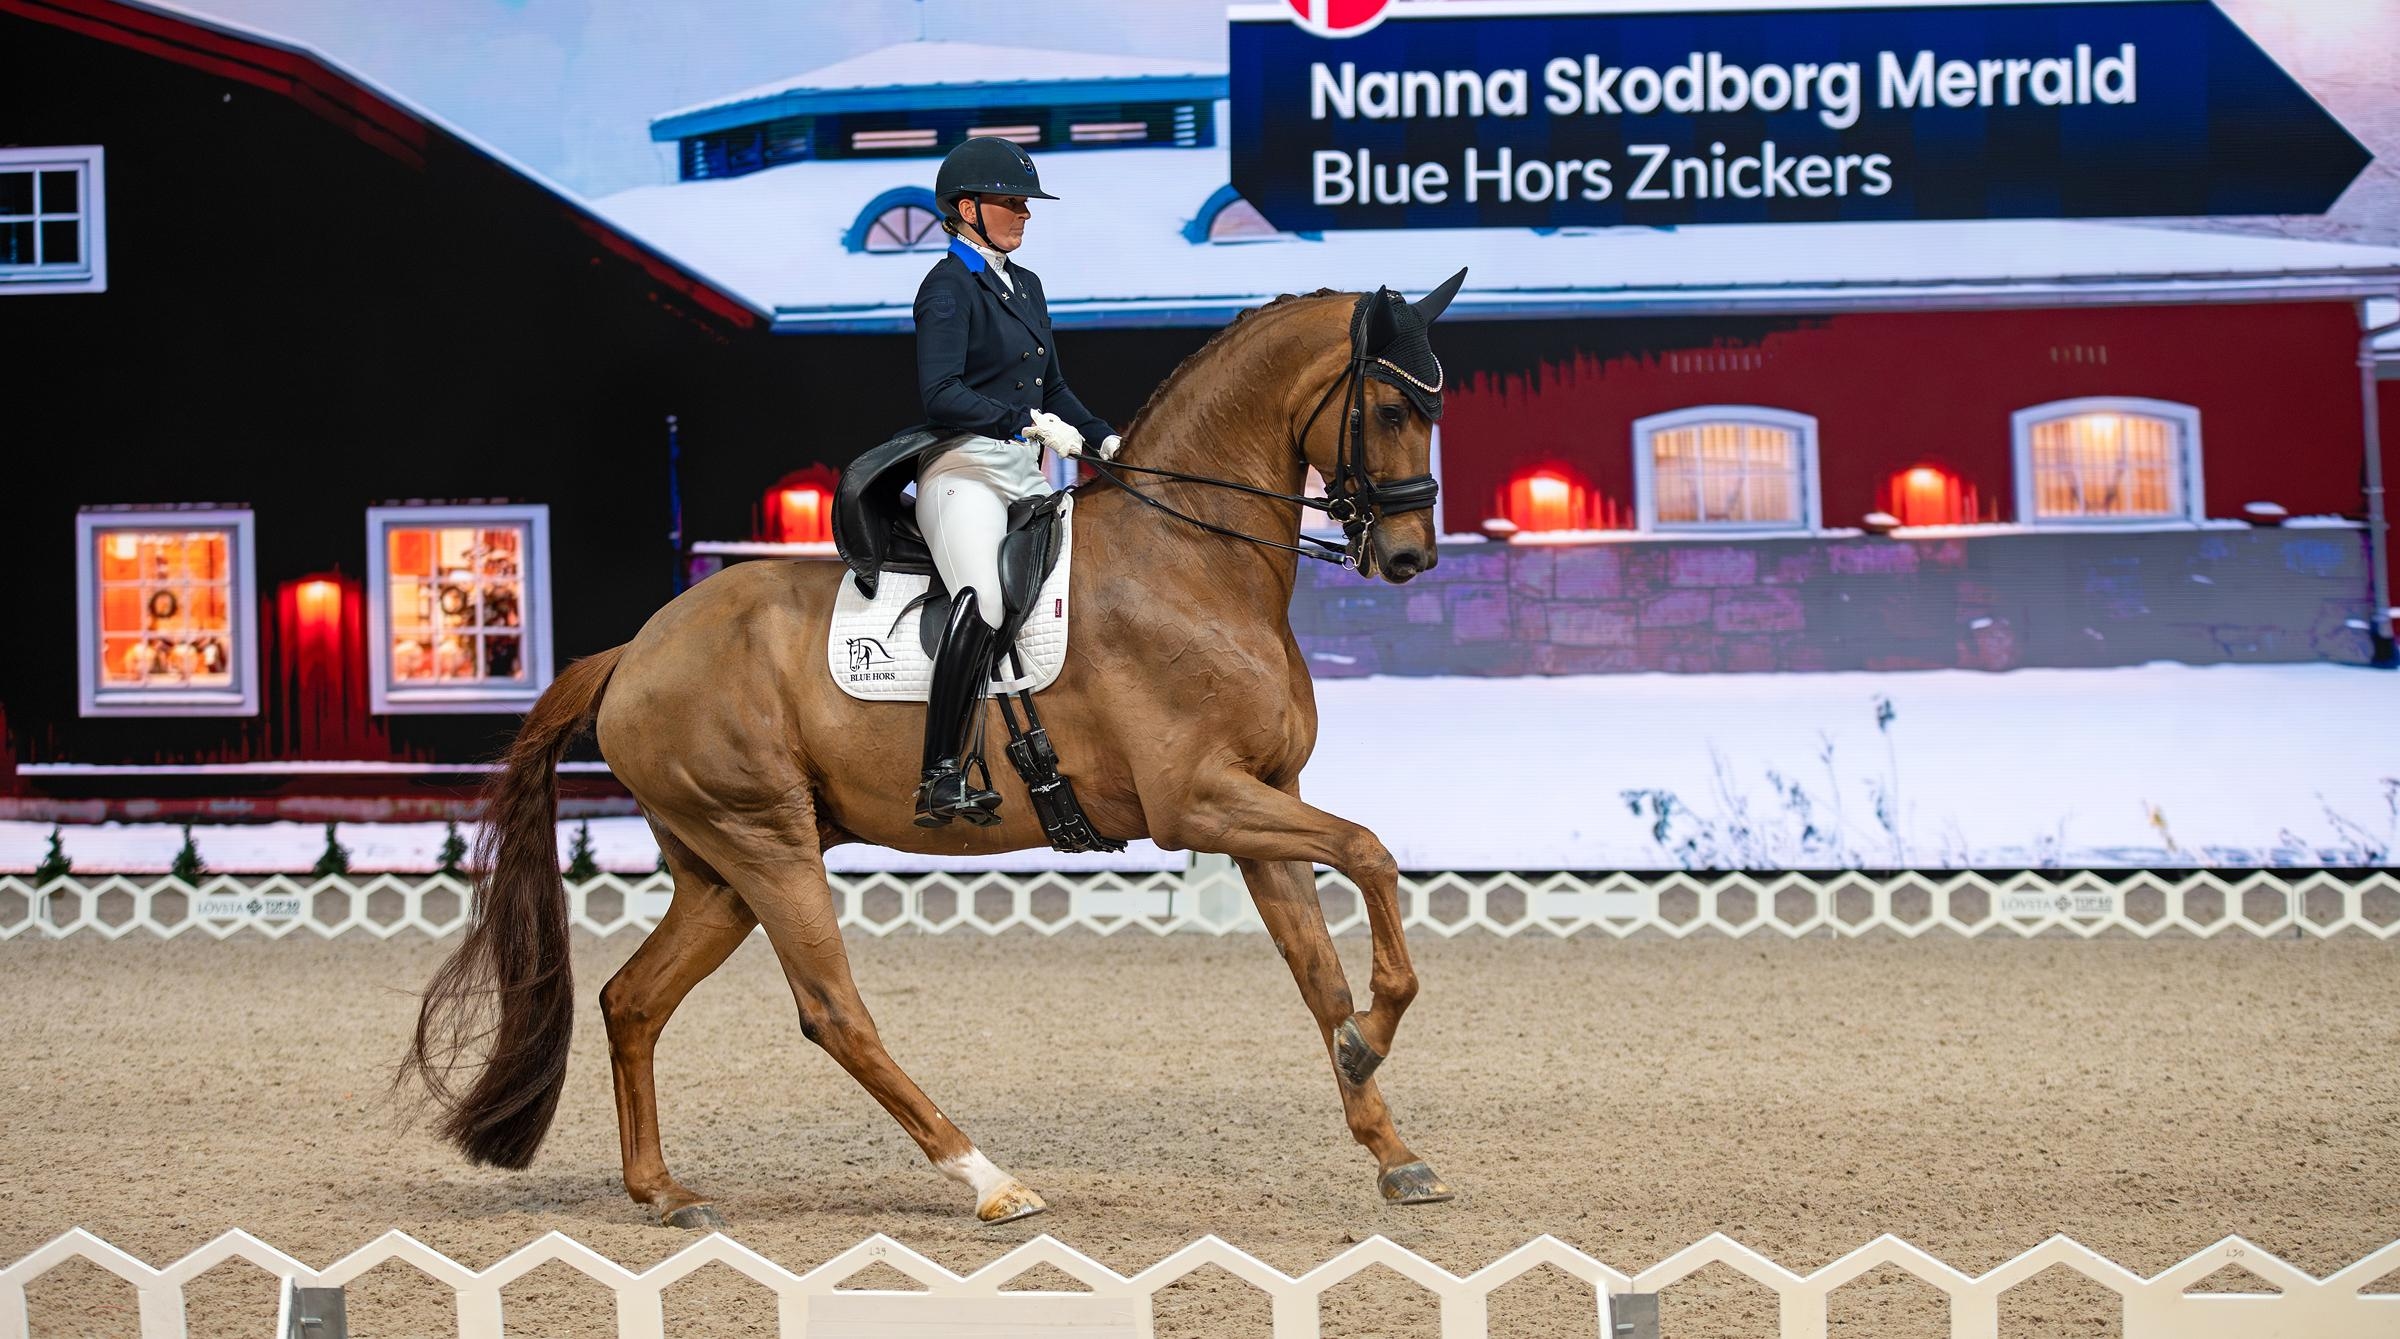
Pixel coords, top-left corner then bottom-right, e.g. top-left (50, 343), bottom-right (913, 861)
top-left (0, 145), bottom-right (106, 295)
top-left (859, 202), bottom-right (946, 254)
top-left (842, 186), bottom-right (948, 255)
top-left (2010, 396), bottom-right (2204, 527)
top-left (75, 508), bottom-right (259, 717)
top-left (365, 503), bottom-right (554, 714)
top-left (1632, 405), bottom-right (1823, 534)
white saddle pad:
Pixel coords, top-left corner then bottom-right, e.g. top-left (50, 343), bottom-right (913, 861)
top-left (827, 493), bottom-right (1074, 702)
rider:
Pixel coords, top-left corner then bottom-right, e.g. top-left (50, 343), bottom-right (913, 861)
top-left (911, 136), bottom-right (1120, 828)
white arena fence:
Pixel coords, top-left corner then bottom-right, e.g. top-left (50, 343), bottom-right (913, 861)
top-left (3, 861), bottom-right (2396, 941)
top-left (3, 1226), bottom-right (2396, 1339)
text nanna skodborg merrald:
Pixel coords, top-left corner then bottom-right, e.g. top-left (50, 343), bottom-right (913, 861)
top-left (1307, 44), bottom-right (2141, 206)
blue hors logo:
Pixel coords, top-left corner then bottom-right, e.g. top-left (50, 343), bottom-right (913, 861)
top-left (846, 636), bottom-right (899, 682)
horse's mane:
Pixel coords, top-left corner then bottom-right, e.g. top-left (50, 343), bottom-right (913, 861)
top-left (1122, 288), bottom-right (1348, 439)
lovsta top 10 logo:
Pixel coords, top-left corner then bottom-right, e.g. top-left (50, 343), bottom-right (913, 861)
top-left (1284, 0), bottom-right (1395, 38)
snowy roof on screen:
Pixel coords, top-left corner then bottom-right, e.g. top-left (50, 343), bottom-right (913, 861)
top-left (591, 143), bottom-right (2400, 334)
top-left (2373, 299), bottom-right (2400, 361)
top-left (652, 42), bottom-right (1230, 138)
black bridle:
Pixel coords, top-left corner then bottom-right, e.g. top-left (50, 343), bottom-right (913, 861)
top-left (1079, 297), bottom-right (1441, 570)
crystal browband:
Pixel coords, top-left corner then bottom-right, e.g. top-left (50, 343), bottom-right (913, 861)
top-left (1373, 355), bottom-right (1443, 395)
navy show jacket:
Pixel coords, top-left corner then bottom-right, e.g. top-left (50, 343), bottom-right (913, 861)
top-left (913, 238), bottom-right (1114, 448)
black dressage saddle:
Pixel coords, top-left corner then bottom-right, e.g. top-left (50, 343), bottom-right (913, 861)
top-left (832, 428), bottom-right (1070, 659)
top-left (831, 429), bottom-right (1119, 855)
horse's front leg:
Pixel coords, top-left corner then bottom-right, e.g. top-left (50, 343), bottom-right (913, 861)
top-left (1237, 854), bottom-right (1450, 1203)
top-left (1178, 773), bottom-right (1419, 1069)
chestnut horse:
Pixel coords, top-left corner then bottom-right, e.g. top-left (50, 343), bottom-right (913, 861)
top-left (406, 281), bottom-right (1460, 1227)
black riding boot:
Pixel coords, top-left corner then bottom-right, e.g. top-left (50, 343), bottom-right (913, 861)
top-left (914, 588), bottom-right (1004, 828)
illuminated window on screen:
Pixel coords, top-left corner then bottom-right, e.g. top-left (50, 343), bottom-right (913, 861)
top-left (862, 203), bottom-right (944, 252)
top-left (76, 509), bottom-right (257, 716)
top-left (967, 124), bottom-right (1041, 145)
top-left (1646, 418), bottom-right (1804, 527)
top-left (1069, 120), bottom-right (1149, 144)
top-left (93, 531), bottom-right (233, 687)
top-left (1207, 198), bottom-right (1281, 243)
top-left (368, 505), bottom-right (551, 712)
top-left (2024, 410), bottom-right (2186, 520)
top-left (851, 128), bottom-right (939, 152)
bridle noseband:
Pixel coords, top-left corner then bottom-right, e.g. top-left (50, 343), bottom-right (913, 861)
top-left (1081, 293), bottom-right (1441, 571)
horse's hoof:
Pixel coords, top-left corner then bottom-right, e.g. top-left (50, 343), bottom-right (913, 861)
top-left (1334, 1017), bottom-right (1384, 1088)
top-left (977, 1182), bottom-right (1049, 1224)
top-left (664, 1202), bottom-right (727, 1230)
top-left (1378, 1161), bottom-right (1453, 1206)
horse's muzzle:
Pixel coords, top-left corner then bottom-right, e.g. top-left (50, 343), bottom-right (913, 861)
top-left (1379, 545), bottom-right (1435, 583)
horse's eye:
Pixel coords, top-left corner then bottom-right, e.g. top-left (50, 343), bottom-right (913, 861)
top-left (1377, 404), bottom-right (1405, 428)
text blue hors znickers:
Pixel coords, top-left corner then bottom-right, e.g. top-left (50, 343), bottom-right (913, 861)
top-left (1227, 0), bottom-right (2371, 231)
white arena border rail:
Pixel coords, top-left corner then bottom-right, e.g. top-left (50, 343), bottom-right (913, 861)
top-left (4, 1226), bottom-right (2397, 1339)
top-left (4, 862), bottom-right (2396, 941)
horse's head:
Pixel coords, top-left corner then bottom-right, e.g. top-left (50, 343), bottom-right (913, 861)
top-left (1299, 269), bottom-right (1466, 584)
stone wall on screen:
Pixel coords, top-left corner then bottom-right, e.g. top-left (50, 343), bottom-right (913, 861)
top-left (1289, 526), bottom-right (2376, 677)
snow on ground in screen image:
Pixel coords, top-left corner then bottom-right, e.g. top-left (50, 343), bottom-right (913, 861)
top-left (5, 662), bottom-right (2394, 873)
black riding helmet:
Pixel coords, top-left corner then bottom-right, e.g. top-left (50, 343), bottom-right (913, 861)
top-left (936, 137), bottom-right (1056, 247)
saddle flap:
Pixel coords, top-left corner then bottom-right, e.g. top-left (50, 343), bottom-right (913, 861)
top-left (995, 492), bottom-right (1070, 645)
top-left (910, 492), bottom-right (1069, 659)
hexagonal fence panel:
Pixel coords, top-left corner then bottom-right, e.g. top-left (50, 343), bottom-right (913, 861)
top-left (6, 1229), bottom-right (2400, 1338)
top-left (6, 868), bottom-right (2393, 943)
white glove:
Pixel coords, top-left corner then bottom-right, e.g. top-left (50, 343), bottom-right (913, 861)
top-left (1098, 434), bottom-right (1123, 461)
top-left (1025, 409), bottom-right (1083, 459)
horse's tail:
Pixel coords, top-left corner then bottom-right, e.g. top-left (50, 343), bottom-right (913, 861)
top-left (401, 644), bottom-right (626, 1168)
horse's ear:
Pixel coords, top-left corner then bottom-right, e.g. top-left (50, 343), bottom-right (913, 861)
top-left (1362, 287), bottom-right (1400, 353)
top-left (1413, 267), bottom-right (1468, 324)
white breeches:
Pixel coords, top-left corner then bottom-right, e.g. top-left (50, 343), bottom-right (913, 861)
top-left (916, 434), bottom-right (1053, 628)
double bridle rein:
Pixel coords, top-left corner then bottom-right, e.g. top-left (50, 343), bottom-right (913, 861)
top-left (1079, 302), bottom-right (1441, 571)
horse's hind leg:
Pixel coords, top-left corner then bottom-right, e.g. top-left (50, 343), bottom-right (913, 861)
top-left (601, 830), bottom-right (757, 1228)
top-left (1239, 856), bottom-right (1451, 1205)
top-left (683, 792), bottom-right (1048, 1224)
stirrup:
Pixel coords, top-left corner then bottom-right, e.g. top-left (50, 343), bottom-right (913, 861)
top-left (914, 765), bottom-right (1001, 828)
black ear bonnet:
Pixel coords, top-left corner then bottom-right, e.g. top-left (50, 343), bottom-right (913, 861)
top-left (1352, 267), bottom-right (1466, 422)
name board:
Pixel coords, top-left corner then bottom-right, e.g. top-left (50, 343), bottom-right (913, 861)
top-left (1228, 0), bottom-right (2369, 230)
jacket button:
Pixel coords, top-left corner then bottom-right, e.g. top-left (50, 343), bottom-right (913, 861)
top-left (1034, 377), bottom-right (1043, 386)
top-left (1015, 381), bottom-right (1025, 389)
top-left (1036, 346), bottom-right (1045, 355)
top-left (1021, 351), bottom-right (1030, 360)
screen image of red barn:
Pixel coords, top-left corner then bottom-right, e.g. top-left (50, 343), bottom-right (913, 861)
top-left (1340, 300), bottom-right (2392, 679)
top-left (570, 33), bottom-right (2400, 869)
top-left (0, 0), bottom-right (810, 827)
top-left (598, 38), bottom-right (2400, 683)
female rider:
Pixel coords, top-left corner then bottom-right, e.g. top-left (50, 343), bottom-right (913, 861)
top-left (910, 137), bottom-right (1120, 828)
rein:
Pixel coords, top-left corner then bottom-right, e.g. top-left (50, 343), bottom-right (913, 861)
top-left (1080, 455), bottom-right (1357, 566)
top-left (1078, 295), bottom-right (1440, 570)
